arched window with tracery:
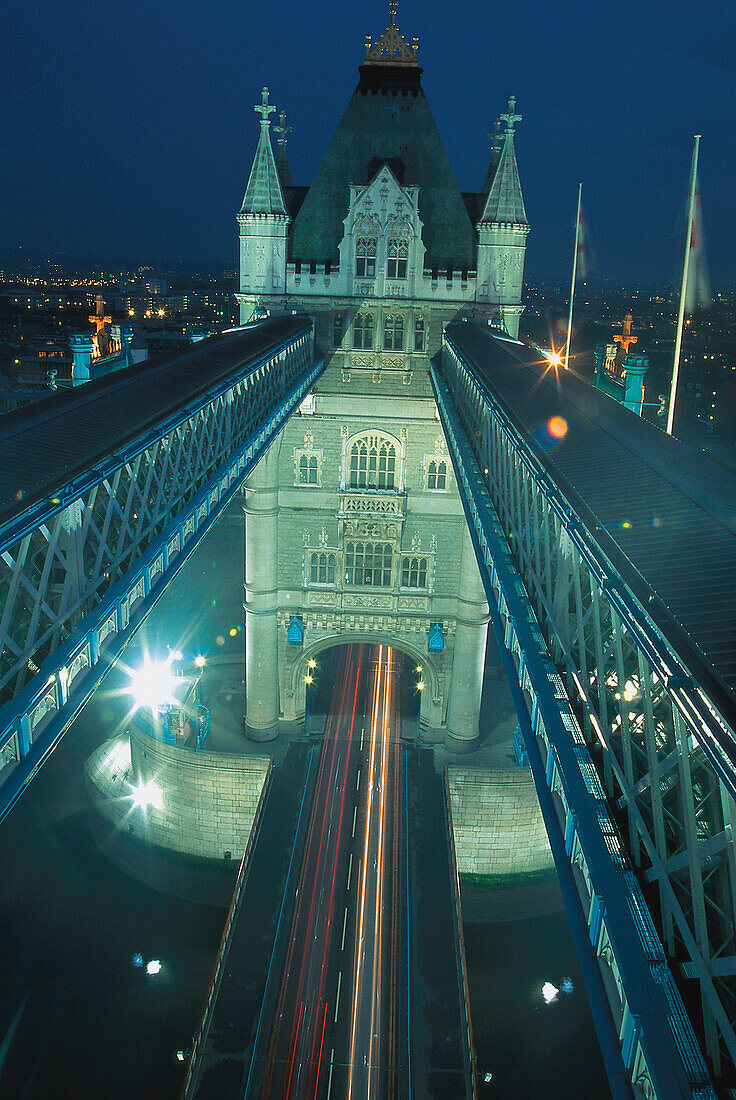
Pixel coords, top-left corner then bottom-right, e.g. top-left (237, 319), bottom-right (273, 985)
top-left (387, 237), bottom-right (409, 279)
top-left (348, 433), bottom-right (398, 490)
top-left (356, 237), bottom-right (377, 278)
top-left (426, 458), bottom-right (448, 491)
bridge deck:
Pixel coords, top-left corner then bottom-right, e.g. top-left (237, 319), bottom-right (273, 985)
top-left (446, 321), bottom-right (736, 699)
top-left (0, 315), bottom-right (310, 523)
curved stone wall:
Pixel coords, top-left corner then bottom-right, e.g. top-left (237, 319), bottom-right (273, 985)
top-left (85, 728), bottom-right (270, 861)
top-left (448, 765), bottom-right (554, 879)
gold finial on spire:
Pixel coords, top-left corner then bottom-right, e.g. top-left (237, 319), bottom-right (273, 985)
top-left (500, 95), bottom-right (522, 136)
top-left (364, 0), bottom-right (419, 64)
top-left (254, 86), bottom-right (276, 128)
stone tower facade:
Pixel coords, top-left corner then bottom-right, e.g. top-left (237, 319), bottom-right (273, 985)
top-left (237, 8), bottom-right (530, 750)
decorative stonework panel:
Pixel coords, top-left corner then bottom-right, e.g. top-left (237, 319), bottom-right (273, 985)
top-left (339, 494), bottom-right (404, 517)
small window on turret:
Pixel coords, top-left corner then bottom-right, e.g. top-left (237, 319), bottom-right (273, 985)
top-left (414, 316), bottom-right (425, 352)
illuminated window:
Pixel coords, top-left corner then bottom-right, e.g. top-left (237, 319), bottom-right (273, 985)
top-left (356, 238), bottom-right (376, 278)
top-left (310, 551), bottom-right (336, 585)
top-left (387, 237), bottom-right (408, 279)
top-left (427, 459), bottom-right (447, 491)
top-left (401, 556), bottom-right (428, 589)
top-left (349, 435), bottom-right (396, 490)
top-left (414, 316), bottom-right (425, 351)
top-left (345, 542), bottom-right (392, 587)
top-left (353, 313), bottom-right (374, 349)
top-left (383, 314), bottom-right (404, 351)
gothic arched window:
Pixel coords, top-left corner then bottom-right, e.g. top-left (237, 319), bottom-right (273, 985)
top-left (353, 313), bottom-right (374, 350)
top-left (387, 237), bottom-right (409, 279)
top-left (349, 434), bottom-right (397, 490)
top-left (345, 542), bottom-right (393, 587)
top-left (427, 459), bottom-right (447, 491)
top-left (401, 556), bottom-right (428, 590)
top-left (383, 314), bottom-right (404, 351)
top-left (356, 238), bottom-right (377, 278)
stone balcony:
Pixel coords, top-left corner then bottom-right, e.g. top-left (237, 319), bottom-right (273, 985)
top-left (338, 490), bottom-right (405, 520)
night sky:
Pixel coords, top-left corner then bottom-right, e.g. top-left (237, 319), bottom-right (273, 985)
top-left (2, 0), bottom-right (734, 284)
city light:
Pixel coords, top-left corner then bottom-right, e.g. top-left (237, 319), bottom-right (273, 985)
top-left (547, 350), bottom-right (563, 368)
top-left (129, 656), bottom-right (177, 710)
top-left (194, 655), bottom-right (206, 668)
top-left (305, 674), bottom-right (313, 685)
top-left (542, 981), bottom-right (559, 1003)
top-left (146, 959), bottom-right (162, 975)
top-left (129, 778), bottom-right (163, 811)
top-left (308, 659), bottom-right (317, 669)
top-left (416, 680), bottom-right (425, 691)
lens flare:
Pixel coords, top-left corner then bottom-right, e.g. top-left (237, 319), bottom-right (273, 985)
top-left (547, 415), bottom-right (568, 440)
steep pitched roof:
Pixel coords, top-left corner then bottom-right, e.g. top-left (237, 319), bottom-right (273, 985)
top-left (479, 125), bottom-right (528, 226)
top-left (290, 63), bottom-right (477, 270)
top-left (240, 89), bottom-right (287, 217)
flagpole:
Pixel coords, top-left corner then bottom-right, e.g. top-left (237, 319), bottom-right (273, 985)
top-left (666, 134), bottom-right (701, 436)
top-left (564, 182), bottom-right (583, 369)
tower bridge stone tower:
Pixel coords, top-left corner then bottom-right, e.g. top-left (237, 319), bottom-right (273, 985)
top-left (238, 5), bottom-right (530, 750)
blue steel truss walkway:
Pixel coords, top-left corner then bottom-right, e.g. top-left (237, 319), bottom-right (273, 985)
top-left (0, 315), bottom-right (320, 823)
top-left (432, 321), bottom-right (732, 1098)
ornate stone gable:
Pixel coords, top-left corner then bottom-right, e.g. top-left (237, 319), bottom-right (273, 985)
top-left (337, 164), bottom-right (425, 297)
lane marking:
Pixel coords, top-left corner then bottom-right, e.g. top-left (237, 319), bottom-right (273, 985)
top-left (347, 852), bottom-right (353, 891)
top-left (341, 905), bottom-right (349, 951)
top-left (327, 1048), bottom-right (335, 1100)
top-left (352, 805), bottom-right (357, 837)
top-left (356, 768), bottom-right (361, 791)
top-left (334, 971), bottom-right (342, 1024)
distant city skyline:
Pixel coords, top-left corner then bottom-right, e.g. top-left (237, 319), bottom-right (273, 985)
top-left (2, 0), bottom-right (734, 284)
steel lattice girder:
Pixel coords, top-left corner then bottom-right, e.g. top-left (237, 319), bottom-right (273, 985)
top-left (0, 323), bottom-right (321, 821)
top-left (432, 346), bottom-right (725, 1093)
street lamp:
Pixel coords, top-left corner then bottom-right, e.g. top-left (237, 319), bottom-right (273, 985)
top-left (305, 660), bottom-right (317, 735)
top-left (304, 674), bottom-right (313, 734)
top-left (416, 678), bottom-right (425, 739)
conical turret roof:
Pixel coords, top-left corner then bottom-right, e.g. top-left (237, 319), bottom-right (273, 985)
top-left (240, 87), bottom-right (287, 217)
top-left (479, 97), bottom-right (528, 226)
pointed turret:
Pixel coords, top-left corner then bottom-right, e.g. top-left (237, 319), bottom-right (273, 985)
top-left (237, 87), bottom-right (290, 317)
top-left (479, 100), bottom-right (528, 225)
top-left (240, 87), bottom-right (287, 215)
top-left (475, 96), bottom-right (530, 338)
top-left (274, 111), bottom-right (293, 190)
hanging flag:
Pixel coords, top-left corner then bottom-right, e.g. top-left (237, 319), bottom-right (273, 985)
top-left (684, 179), bottom-right (711, 312)
top-left (575, 204), bottom-right (589, 281)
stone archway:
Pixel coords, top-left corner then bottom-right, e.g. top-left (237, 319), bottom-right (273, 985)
top-left (285, 633), bottom-right (443, 735)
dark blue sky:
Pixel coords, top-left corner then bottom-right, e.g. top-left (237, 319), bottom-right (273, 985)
top-left (2, 0), bottom-right (734, 283)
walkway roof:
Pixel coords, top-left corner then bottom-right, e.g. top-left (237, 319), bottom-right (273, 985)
top-left (0, 315), bottom-right (311, 528)
top-left (446, 321), bottom-right (736, 702)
